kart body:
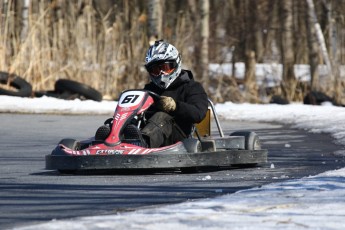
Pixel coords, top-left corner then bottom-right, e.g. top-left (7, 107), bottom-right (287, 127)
top-left (45, 90), bottom-right (267, 172)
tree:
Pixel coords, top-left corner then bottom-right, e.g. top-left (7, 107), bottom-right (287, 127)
top-left (147, 0), bottom-right (163, 42)
top-left (279, 0), bottom-right (296, 101)
top-left (201, 0), bottom-right (209, 86)
top-left (305, 0), bottom-right (319, 90)
top-left (306, 0), bottom-right (333, 88)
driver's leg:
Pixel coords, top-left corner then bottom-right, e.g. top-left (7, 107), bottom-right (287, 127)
top-left (142, 111), bottom-right (186, 148)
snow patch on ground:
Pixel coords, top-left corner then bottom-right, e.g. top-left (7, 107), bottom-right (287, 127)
top-left (1, 95), bottom-right (345, 230)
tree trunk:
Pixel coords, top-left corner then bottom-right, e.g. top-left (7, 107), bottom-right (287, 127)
top-left (326, 0), bottom-right (341, 104)
top-left (306, 0), bottom-right (333, 86)
top-left (263, 0), bottom-right (278, 62)
top-left (201, 0), bottom-right (209, 85)
top-left (14, 0), bottom-right (29, 41)
top-left (279, 0), bottom-right (296, 101)
top-left (244, 50), bottom-right (258, 102)
top-left (295, 0), bottom-right (308, 64)
top-left (254, 1), bottom-right (264, 62)
top-left (147, 0), bottom-right (163, 42)
top-left (305, 0), bottom-right (319, 90)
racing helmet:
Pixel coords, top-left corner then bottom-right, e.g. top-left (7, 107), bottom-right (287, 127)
top-left (145, 40), bottom-right (182, 89)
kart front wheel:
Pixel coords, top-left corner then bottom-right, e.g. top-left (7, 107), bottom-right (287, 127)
top-left (58, 138), bottom-right (81, 150)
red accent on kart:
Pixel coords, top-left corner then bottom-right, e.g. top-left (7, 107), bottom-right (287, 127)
top-left (58, 141), bottom-right (183, 156)
top-left (57, 90), bottom-right (185, 156)
top-left (104, 90), bottom-right (154, 145)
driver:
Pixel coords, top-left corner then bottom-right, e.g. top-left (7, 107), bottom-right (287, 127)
top-left (140, 40), bottom-right (208, 148)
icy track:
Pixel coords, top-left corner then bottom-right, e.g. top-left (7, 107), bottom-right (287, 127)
top-left (1, 95), bottom-right (344, 230)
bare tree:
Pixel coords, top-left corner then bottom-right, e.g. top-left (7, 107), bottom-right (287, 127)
top-left (279, 0), bottom-right (296, 101)
top-left (305, 0), bottom-right (320, 90)
top-left (324, 0), bottom-right (342, 104)
top-left (244, 50), bottom-right (258, 102)
top-left (147, 0), bottom-right (163, 42)
top-left (201, 0), bottom-right (209, 86)
top-left (253, 0), bottom-right (265, 62)
top-left (306, 0), bottom-right (333, 86)
top-left (13, 0), bottom-right (30, 41)
top-left (243, 0), bottom-right (258, 102)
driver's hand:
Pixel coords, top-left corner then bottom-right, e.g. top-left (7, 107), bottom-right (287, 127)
top-left (159, 96), bottom-right (176, 112)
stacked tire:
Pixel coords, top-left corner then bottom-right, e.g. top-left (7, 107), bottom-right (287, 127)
top-left (0, 72), bottom-right (32, 97)
top-left (54, 79), bottom-right (102, 102)
top-left (0, 72), bottom-right (102, 102)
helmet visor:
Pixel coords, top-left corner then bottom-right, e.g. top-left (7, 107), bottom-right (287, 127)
top-left (146, 61), bottom-right (177, 77)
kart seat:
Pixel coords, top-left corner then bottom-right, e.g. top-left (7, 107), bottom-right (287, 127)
top-left (194, 108), bottom-right (211, 137)
top-left (193, 98), bottom-right (224, 138)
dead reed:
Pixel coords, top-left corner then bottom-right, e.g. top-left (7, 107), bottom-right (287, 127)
top-left (0, 1), bottom-right (151, 99)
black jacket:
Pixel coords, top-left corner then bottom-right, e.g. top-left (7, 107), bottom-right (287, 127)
top-left (144, 70), bottom-right (208, 135)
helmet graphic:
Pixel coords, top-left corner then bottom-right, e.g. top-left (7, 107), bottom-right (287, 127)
top-left (145, 40), bottom-right (182, 89)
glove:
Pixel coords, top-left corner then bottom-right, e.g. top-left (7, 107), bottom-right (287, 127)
top-left (159, 96), bottom-right (176, 112)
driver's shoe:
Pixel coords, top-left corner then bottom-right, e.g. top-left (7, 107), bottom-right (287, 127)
top-left (95, 125), bottom-right (111, 141)
top-left (122, 124), bottom-right (148, 147)
top-left (94, 118), bottom-right (113, 141)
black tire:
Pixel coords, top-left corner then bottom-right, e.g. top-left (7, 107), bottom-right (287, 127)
top-left (270, 95), bottom-right (289, 105)
top-left (303, 91), bottom-right (333, 105)
top-left (0, 72), bottom-right (32, 97)
top-left (54, 139), bottom-right (80, 174)
top-left (55, 79), bottom-right (102, 102)
top-left (58, 138), bottom-right (80, 150)
top-left (230, 131), bottom-right (261, 150)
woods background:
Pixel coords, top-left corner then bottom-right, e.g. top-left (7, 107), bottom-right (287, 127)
top-left (0, 0), bottom-right (345, 104)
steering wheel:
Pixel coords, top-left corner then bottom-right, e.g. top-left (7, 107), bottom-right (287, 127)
top-left (146, 90), bottom-right (161, 103)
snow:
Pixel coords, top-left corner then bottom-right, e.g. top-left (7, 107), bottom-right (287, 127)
top-left (2, 95), bottom-right (345, 230)
top-left (209, 63), bottom-right (345, 87)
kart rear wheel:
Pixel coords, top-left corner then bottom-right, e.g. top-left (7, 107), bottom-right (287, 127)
top-left (230, 131), bottom-right (261, 150)
top-left (230, 131), bottom-right (262, 167)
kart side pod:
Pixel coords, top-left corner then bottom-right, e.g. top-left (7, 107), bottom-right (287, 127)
top-left (188, 99), bottom-right (262, 153)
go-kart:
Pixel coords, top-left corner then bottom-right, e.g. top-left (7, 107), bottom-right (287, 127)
top-left (45, 89), bottom-right (267, 173)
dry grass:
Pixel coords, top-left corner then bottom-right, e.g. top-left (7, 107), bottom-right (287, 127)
top-left (0, 1), bottom-right (344, 104)
top-left (0, 1), bottom-right (150, 99)
top-left (0, 2), bottom-right (202, 100)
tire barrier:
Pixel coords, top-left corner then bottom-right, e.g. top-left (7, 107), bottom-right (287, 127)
top-left (0, 73), bottom-right (103, 102)
top-left (303, 91), bottom-right (334, 105)
top-left (54, 79), bottom-right (103, 102)
top-left (0, 72), bottom-right (32, 97)
top-left (269, 95), bottom-right (289, 105)
top-left (34, 79), bottom-right (103, 102)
